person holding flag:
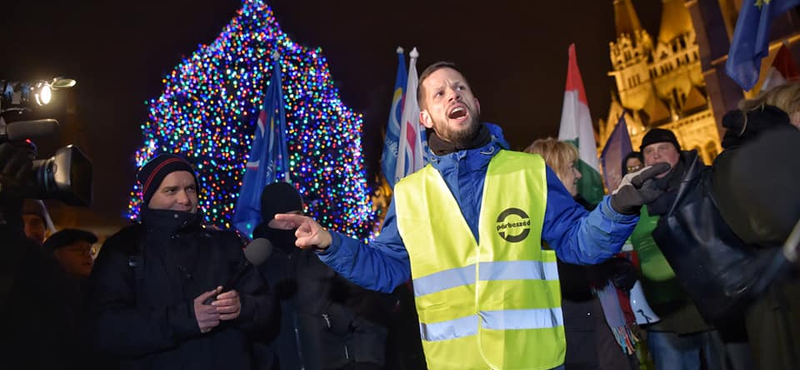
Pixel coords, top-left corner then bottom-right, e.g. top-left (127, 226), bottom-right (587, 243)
top-left (270, 62), bottom-right (669, 370)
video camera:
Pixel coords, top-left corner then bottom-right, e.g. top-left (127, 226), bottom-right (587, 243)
top-left (0, 78), bottom-right (92, 206)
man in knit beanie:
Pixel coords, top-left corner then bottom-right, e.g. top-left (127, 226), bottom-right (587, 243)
top-left (640, 128), bottom-right (681, 180)
top-left (88, 153), bottom-right (274, 369)
top-left (136, 153), bottom-right (199, 212)
top-left (634, 128), bottom-right (732, 369)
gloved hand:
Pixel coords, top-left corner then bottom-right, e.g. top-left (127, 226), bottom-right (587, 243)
top-left (610, 162), bottom-right (671, 215)
top-left (0, 141), bottom-right (36, 198)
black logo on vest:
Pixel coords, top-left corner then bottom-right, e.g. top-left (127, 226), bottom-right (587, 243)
top-left (496, 208), bottom-right (531, 243)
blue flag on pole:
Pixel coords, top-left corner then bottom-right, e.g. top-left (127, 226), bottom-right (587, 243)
top-left (726, 0), bottom-right (800, 91)
top-left (233, 55), bottom-right (291, 237)
top-left (600, 115), bottom-right (633, 192)
top-left (381, 48), bottom-right (407, 188)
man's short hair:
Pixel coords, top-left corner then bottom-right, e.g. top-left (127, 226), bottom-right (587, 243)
top-left (417, 61), bottom-right (470, 109)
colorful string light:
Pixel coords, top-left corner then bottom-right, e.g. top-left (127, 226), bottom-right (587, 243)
top-left (128, 0), bottom-right (376, 239)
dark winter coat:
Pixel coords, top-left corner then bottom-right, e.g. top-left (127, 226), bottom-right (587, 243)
top-left (711, 122), bottom-right (800, 369)
top-left (1, 225), bottom-right (73, 369)
top-left (88, 208), bottom-right (275, 370)
top-left (255, 226), bottom-right (388, 370)
top-left (638, 150), bottom-right (715, 335)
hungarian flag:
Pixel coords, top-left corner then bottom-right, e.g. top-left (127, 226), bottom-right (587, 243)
top-left (760, 44), bottom-right (799, 92)
top-left (558, 44), bottom-right (604, 204)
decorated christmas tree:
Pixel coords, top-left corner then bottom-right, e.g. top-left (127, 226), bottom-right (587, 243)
top-left (128, 0), bottom-right (376, 239)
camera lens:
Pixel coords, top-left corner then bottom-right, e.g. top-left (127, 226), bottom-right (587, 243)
top-left (30, 157), bottom-right (56, 198)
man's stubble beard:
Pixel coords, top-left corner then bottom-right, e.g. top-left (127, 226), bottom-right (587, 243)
top-left (433, 113), bottom-right (480, 145)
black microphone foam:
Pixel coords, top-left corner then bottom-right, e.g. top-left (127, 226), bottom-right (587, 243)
top-left (244, 238), bottom-right (273, 266)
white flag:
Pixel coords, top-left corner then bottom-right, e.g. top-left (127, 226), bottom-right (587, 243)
top-left (395, 47), bottom-right (426, 183)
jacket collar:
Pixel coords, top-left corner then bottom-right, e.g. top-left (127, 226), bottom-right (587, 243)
top-left (427, 123), bottom-right (509, 171)
top-left (139, 207), bottom-right (204, 236)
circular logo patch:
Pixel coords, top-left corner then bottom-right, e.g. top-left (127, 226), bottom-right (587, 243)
top-left (496, 208), bottom-right (531, 243)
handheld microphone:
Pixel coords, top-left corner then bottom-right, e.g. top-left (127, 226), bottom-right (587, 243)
top-left (204, 238), bottom-right (273, 304)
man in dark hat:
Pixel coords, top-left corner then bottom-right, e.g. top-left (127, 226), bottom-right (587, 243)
top-left (38, 228), bottom-right (99, 369)
top-left (88, 153), bottom-right (275, 370)
top-left (631, 128), bottom-right (728, 370)
top-left (43, 229), bottom-right (97, 279)
top-left (640, 128), bottom-right (681, 179)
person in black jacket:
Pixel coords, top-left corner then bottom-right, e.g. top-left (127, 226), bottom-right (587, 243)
top-left (254, 182), bottom-right (388, 370)
top-left (88, 153), bottom-right (275, 370)
top-left (711, 87), bottom-right (800, 370)
top-left (0, 141), bottom-right (74, 369)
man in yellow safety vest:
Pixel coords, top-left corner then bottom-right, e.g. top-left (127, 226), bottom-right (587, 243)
top-left (273, 62), bottom-right (668, 370)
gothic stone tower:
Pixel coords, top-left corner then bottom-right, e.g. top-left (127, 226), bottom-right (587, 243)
top-left (599, 0), bottom-right (722, 165)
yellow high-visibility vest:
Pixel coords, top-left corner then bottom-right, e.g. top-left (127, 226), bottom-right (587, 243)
top-left (395, 150), bottom-right (565, 370)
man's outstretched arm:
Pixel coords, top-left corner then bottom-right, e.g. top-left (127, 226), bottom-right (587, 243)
top-left (543, 163), bottom-right (669, 264)
top-left (273, 203), bottom-right (411, 293)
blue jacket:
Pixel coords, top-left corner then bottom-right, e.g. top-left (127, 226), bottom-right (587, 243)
top-left (320, 124), bottom-right (638, 293)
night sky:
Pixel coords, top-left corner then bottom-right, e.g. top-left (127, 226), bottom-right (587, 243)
top-left (2, 0), bottom-right (660, 223)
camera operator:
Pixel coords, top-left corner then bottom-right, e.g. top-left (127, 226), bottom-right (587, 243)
top-left (0, 141), bottom-right (74, 369)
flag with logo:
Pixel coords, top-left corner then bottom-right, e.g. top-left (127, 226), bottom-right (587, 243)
top-left (233, 55), bottom-right (291, 237)
top-left (760, 44), bottom-right (799, 92)
top-left (726, 0), bottom-right (800, 91)
top-left (600, 115), bottom-right (633, 192)
top-left (381, 47), bottom-right (407, 188)
top-left (558, 43), bottom-right (604, 204)
top-left (395, 47), bottom-right (427, 183)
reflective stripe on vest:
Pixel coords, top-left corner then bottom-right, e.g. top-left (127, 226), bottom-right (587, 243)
top-left (395, 150), bottom-right (566, 370)
top-left (419, 307), bottom-right (564, 341)
top-left (413, 260), bottom-right (560, 297)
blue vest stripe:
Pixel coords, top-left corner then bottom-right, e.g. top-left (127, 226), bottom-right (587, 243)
top-left (480, 308), bottom-right (564, 330)
top-left (478, 260), bottom-right (559, 282)
top-left (419, 315), bottom-right (479, 342)
top-left (412, 264), bottom-right (475, 297)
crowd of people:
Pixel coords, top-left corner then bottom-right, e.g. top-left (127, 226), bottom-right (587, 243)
top-left (0, 61), bottom-right (798, 370)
